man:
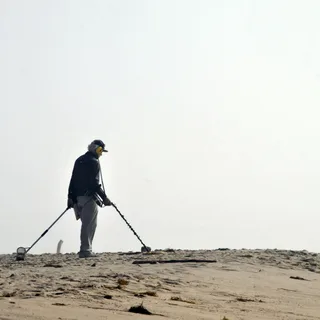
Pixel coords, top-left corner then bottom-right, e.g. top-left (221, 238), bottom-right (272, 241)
top-left (67, 139), bottom-right (112, 258)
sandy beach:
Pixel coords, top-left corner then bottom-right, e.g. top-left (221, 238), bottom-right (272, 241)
top-left (0, 248), bottom-right (320, 319)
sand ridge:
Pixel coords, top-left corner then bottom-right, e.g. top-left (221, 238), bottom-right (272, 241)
top-left (0, 248), bottom-right (320, 319)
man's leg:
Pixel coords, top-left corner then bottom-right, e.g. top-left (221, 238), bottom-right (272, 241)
top-left (76, 196), bottom-right (98, 257)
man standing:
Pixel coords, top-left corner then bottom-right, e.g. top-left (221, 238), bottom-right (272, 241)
top-left (67, 139), bottom-right (112, 258)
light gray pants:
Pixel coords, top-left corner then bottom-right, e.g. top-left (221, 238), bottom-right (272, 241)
top-left (74, 196), bottom-right (98, 253)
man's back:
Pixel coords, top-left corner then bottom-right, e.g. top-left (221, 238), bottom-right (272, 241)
top-left (68, 151), bottom-right (100, 200)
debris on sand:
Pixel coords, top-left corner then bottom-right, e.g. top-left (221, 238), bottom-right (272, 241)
top-left (170, 296), bottom-right (196, 304)
top-left (128, 302), bottom-right (153, 315)
top-left (132, 259), bottom-right (217, 265)
top-left (290, 276), bottom-right (309, 281)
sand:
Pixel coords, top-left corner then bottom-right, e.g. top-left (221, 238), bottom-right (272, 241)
top-left (0, 248), bottom-right (320, 319)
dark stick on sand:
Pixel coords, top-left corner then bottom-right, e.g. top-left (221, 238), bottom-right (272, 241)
top-left (132, 259), bottom-right (217, 265)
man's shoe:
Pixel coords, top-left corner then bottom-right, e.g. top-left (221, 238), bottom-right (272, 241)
top-left (78, 251), bottom-right (98, 258)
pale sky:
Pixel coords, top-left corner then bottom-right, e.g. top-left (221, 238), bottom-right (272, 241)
top-left (1, 0), bottom-right (320, 255)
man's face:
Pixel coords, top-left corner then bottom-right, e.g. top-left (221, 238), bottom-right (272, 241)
top-left (96, 147), bottom-right (103, 157)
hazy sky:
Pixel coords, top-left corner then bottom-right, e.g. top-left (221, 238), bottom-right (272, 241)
top-left (1, 0), bottom-right (320, 255)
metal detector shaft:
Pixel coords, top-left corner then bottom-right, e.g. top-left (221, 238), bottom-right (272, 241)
top-left (25, 207), bottom-right (70, 254)
top-left (111, 203), bottom-right (149, 252)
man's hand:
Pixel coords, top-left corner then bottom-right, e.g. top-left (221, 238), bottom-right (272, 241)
top-left (67, 198), bottom-right (74, 209)
top-left (103, 196), bottom-right (112, 206)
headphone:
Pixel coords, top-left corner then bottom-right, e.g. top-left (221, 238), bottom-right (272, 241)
top-left (88, 143), bottom-right (103, 157)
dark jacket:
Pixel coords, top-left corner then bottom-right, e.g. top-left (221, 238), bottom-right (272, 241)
top-left (68, 151), bottom-right (105, 202)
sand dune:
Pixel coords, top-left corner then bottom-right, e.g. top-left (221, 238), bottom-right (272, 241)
top-left (0, 248), bottom-right (320, 319)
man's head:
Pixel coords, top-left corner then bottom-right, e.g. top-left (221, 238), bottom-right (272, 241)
top-left (88, 139), bottom-right (108, 158)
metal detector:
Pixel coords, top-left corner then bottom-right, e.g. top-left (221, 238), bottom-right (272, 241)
top-left (111, 202), bottom-right (151, 253)
top-left (93, 192), bottom-right (152, 253)
top-left (97, 159), bottom-right (152, 253)
top-left (15, 207), bottom-right (70, 261)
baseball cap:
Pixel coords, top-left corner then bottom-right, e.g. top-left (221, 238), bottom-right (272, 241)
top-left (92, 139), bottom-right (108, 152)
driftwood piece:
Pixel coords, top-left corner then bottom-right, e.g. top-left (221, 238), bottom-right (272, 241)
top-left (132, 259), bottom-right (217, 265)
top-left (56, 240), bottom-right (63, 254)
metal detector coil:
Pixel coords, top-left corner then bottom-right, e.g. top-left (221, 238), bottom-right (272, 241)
top-left (16, 247), bottom-right (27, 261)
top-left (141, 246), bottom-right (152, 253)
